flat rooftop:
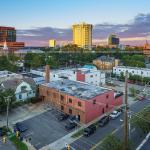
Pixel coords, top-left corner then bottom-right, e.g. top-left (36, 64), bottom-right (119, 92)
top-left (43, 79), bottom-right (110, 100)
top-left (22, 73), bottom-right (43, 78)
top-left (114, 66), bottom-right (150, 71)
top-left (31, 66), bottom-right (101, 75)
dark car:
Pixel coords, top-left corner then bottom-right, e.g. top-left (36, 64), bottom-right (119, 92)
top-left (68, 115), bottom-right (77, 123)
top-left (83, 125), bottom-right (96, 137)
top-left (15, 122), bottom-right (28, 132)
top-left (0, 128), bottom-right (5, 136)
top-left (99, 116), bottom-right (109, 127)
top-left (138, 96), bottom-right (145, 101)
top-left (58, 113), bottom-right (69, 121)
top-left (65, 122), bottom-right (77, 131)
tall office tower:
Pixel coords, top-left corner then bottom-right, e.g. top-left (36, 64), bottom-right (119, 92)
top-left (49, 39), bottom-right (56, 48)
top-left (0, 26), bottom-right (16, 42)
top-left (72, 23), bottom-right (92, 49)
top-left (108, 34), bottom-right (120, 45)
top-left (0, 26), bottom-right (24, 51)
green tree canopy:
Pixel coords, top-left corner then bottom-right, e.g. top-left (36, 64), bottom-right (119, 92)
top-left (0, 89), bottom-right (16, 112)
top-left (0, 56), bottom-right (18, 72)
top-left (100, 135), bottom-right (123, 150)
top-left (132, 106), bottom-right (150, 134)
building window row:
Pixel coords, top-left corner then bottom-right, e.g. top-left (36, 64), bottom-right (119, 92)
top-left (68, 98), bottom-right (82, 107)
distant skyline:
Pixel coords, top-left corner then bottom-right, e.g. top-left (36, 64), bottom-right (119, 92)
top-left (1, 0), bottom-right (150, 46)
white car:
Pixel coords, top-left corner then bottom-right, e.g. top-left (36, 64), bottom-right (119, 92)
top-left (110, 110), bottom-right (122, 119)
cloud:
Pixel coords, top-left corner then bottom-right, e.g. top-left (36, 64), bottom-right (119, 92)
top-left (17, 13), bottom-right (150, 46)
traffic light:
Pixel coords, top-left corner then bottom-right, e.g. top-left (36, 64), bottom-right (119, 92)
top-left (2, 136), bottom-right (6, 143)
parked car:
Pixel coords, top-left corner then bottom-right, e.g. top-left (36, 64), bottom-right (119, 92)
top-left (65, 122), bottom-right (77, 131)
top-left (110, 110), bottom-right (122, 119)
top-left (116, 107), bottom-right (124, 113)
top-left (138, 96), bottom-right (145, 101)
top-left (83, 125), bottom-right (96, 137)
top-left (57, 113), bottom-right (69, 121)
top-left (99, 116), bottom-right (110, 127)
top-left (0, 128), bottom-right (5, 136)
top-left (15, 122), bottom-right (28, 132)
top-left (68, 115), bottom-right (77, 123)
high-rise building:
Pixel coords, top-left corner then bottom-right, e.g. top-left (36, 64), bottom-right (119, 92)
top-left (72, 23), bottom-right (92, 49)
top-left (108, 34), bottom-right (119, 46)
top-left (49, 39), bottom-right (56, 48)
top-left (0, 26), bottom-right (24, 51)
top-left (0, 26), bottom-right (16, 42)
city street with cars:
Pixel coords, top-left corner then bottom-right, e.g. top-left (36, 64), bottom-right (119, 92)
top-left (62, 99), bottom-right (150, 150)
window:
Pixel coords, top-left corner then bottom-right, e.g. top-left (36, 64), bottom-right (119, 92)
top-left (53, 93), bottom-right (57, 98)
top-left (21, 86), bottom-right (27, 91)
top-left (93, 99), bottom-right (96, 104)
top-left (106, 104), bottom-right (108, 108)
top-left (61, 105), bottom-right (64, 110)
top-left (78, 101), bottom-right (82, 107)
top-left (102, 108), bottom-right (105, 114)
top-left (106, 94), bottom-right (109, 99)
top-left (69, 109), bottom-right (72, 114)
top-left (69, 98), bottom-right (72, 103)
top-left (19, 94), bottom-right (22, 99)
top-left (47, 91), bottom-right (51, 96)
top-left (61, 95), bottom-right (64, 101)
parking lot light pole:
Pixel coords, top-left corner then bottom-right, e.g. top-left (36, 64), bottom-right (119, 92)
top-left (4, 96), bottom-right (12, 130)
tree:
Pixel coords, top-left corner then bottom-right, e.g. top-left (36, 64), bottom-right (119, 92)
top-left (129, 87), bottom-right (137, 97)
top-left (0, 56), bottom-right (18, 72)
top-left (120, 72), bottom-right (125, 81)
top-left (0, 89), bottom-right (16, 112)
top-left (122, 55), bottom-right (145, 68)
top-left (31, 54), bottom-right (42, 68)
top-left (132, 106), bottom-right (150, 134)
top-left (24, 53), bottom-right (45, 69)
top-left (8, 53), bottom-right (20, 63)
top-left (100, 135), bottom-right (123, 150)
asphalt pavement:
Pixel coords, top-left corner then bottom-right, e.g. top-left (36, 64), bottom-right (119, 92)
top-left (0, 138), bottom-right (16, 150)
top-left (62, 99), bottom-right (150, 150)
top-left (19, 109), bottom-right (73, 150)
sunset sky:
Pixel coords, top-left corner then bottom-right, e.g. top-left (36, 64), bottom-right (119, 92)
top-left (1, 0), bottom-right (150, 46)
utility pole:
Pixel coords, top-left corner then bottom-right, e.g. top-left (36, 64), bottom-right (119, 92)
top-left (4, 96), bottom-right (12, 130)
top-left (124, 70), bottom-right (129, 150)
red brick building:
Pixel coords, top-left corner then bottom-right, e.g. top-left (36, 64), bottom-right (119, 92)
top-left (39, 79), bottom-right (123, 124)
top-left (0, 26), bottom-right (24, 51)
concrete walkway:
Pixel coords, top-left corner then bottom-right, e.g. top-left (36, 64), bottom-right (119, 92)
top-left (23, 140), bottom-right (37, 150)
top-left (39, 129), bottom-right (82, 150)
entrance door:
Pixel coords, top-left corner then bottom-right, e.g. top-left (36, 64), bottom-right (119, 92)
top-left (77, 115), bottom-right (80, 121)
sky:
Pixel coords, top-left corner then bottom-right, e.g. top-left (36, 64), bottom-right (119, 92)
top-left (1, 0), bottom-right (150, 46)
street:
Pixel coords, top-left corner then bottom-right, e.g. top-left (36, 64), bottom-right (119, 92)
top-left (62, 99), bottom-right (150, 150)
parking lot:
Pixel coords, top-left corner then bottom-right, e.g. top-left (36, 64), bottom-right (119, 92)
top-left (19, 109), bottom-right (74, 149)
top-left (0, 138), bottom-right (16, 150)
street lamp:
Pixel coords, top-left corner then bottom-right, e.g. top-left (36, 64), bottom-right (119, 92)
top-left (4, 96), bottom-right (12, 130)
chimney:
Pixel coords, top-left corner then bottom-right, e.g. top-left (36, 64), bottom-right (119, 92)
top-left (45, 65), bottom-right (50, 83)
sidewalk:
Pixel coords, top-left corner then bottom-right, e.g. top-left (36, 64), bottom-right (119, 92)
top-left (23, 140), bottom-right (37, 150)
top-left (39, 129), bottom-right (82, 150)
